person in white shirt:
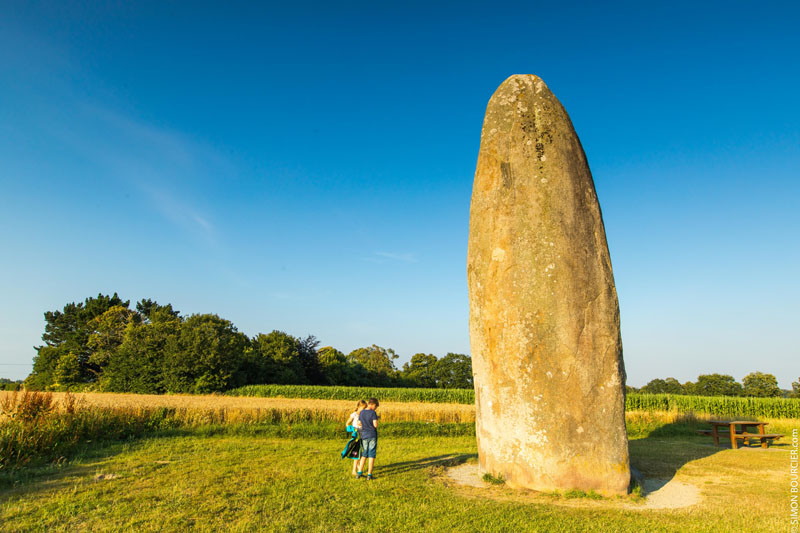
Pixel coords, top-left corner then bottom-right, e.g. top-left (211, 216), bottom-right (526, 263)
top-left (345, 400), bottom-right (367, 476)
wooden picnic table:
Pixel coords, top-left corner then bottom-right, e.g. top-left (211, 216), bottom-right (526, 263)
top-left (704, 420), bottom-right (781, 449)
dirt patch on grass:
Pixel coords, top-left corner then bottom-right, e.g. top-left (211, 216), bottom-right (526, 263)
top-left (444, 463), bottom-right (701, 510)
top-left (93, 473), bottom-right (121, 481)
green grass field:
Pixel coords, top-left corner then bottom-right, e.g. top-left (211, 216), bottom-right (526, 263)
top-left (1, 390), bottom-right (796, 531)
top-left (0, 432), bottom-right (792, 532)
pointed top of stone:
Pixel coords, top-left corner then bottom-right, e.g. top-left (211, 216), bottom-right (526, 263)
top-left (502, 73), bottom-right (544, 85)
top-left (479, 74), bottom-right (573, 147)
top-left (495, 74), bottom-right (550, 96)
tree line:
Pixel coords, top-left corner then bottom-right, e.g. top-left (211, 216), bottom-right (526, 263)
top-left (15, 293), bottom-right (797, 398)
top-left (22, 294), bottom-right (473, 394)
top-left (629, 373), bottom-right (800, 398)
top-left (0, 378), bottom-right (23, 391)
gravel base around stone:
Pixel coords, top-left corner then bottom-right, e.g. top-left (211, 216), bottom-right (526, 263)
top-left (445, 463), bottom-right (488, 488)
top-left (444, 464), bottom-right (701, 510)
top-left (634, 478), bottom-right (701, 510)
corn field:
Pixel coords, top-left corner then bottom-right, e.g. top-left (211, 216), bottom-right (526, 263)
top-left (626, 393), bottom-right (800, 419)
top-left (228, 385), bottom-right (800, 419)
top-left (227, 385), bottom-right (475, 404)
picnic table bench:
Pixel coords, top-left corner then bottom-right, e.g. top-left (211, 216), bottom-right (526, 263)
top-left (696, 420), bottom-right (783, 449)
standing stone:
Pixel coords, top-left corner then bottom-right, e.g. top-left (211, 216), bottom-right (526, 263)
top-left (467, 75), bottom-right (629, 495)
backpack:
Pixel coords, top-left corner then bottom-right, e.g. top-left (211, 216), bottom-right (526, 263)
top-left (340, 428), bottom-right (362, 459)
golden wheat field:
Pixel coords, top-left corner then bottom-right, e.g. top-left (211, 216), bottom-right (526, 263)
top-left (0, 391), bottom-right (476, 425)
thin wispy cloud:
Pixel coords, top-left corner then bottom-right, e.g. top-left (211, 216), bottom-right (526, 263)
top-left (80, 103), bottom-right (230, 242)
top-left (39, 101), bottom-right (231, 243)
top-left (193, 215), bottom-right (212, 231)
top-left (5, 31), bottom-right (231, 245)
top-left (138, 182), bottom-right (218, 240)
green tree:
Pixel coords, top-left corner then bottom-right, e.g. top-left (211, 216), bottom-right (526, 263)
top-left (163, 314), bottom-right (249, 393)
top-left (28, 293), bottom-right (129, 389)
top-left (101, 310), bottom-right (181, 393)
top-left (297, 335), bottom-right (325, 385)
top-left (24, 345), bottom-right (60, 390)
top-left (136, 298), bottom-right (179, 321)
top-left (641, 379), bottom-right (666, 394)
top-left (0, 378), bottom-right (23, 391)
top-left (741, 372), bottom-right (782, 397)
top-left (401, 353), bottom-right (439, 388)
top-left (790, 378), bottom-right (800, 399)
top-left (641, 377), bottom-right (684, 395)
top-left (663, 377), bottom-right (684, 394)
top-left (693, 374), bottom-right (743, 397)
top-left (317, 346), bottom-right (350, 385)
top-left (86, 305), bottom-right (138, 376)
top-left (245, 331), bottom-right (308, 385)
top-left (434, 353), bottom-right (473, 389)
top-left (53, 352), bottom-right (82, 388)
top-left (347, 345), bottom-right (399, 386)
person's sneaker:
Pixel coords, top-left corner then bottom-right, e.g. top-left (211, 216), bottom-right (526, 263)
top-left (356, 472), bottom-right (363, 479)
top-left (366, 474), bottom-right (374, 481)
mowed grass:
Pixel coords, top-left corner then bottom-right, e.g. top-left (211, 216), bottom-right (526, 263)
top-left (0, 434), bottom-right (792, 532)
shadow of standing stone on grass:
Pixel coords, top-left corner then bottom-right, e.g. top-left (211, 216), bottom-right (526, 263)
top-left (630, 421), bottom-right (726, 483)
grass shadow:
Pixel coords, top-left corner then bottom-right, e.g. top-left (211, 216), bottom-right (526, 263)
top-left (630, 419), bottom-right (749, 483)
top-left (379, 453), bottom-right (476, 476)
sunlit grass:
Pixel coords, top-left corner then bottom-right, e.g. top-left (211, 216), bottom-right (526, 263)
top-left (0, 434), bottom-right (792, 532)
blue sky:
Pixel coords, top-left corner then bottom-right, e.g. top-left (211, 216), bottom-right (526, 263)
top-left (1, 1), bottom-right (798, 387)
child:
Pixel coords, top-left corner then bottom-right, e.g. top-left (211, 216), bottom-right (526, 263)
top-left (345, 400), bottom-right (367, 475)
top-left (356, 398), bottom-right (379, 480)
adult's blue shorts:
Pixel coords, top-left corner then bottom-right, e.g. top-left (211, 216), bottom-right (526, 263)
top-left (361, 437), bottom-right (377, 459)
